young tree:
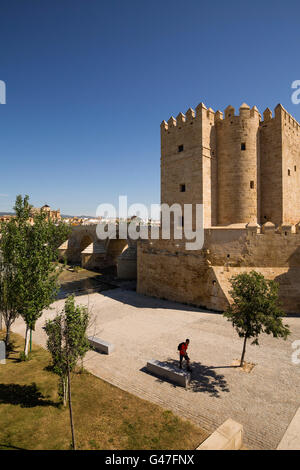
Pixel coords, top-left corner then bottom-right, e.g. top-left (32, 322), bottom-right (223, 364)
top-left (224, 270), bottom-right (290, 366)
top-left (44, 295), bottom-right (90, 450)
top-left (2, 195), bottom-right (71, 357)
top-left (0, 229), bottom-right (19, 348)
top-left (0, 206), bottom-right (29, 348)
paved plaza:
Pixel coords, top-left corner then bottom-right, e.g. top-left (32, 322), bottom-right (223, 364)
top-left (12, 288), bottom-right (300, 450)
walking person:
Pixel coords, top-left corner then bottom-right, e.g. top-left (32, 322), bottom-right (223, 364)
top-left (178, 338), bottom-right (191, 371)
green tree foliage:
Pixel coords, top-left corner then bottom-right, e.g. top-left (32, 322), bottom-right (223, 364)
top-left (44, 295), bottom-right (91, 450)
top-left (0, 195), bottom-right (71, 357)
top-left (0, 221), bottom-right (22, 348)
top-left (0, 195), bottom-right (32, 348)
top-left (224, 270), bottom-right (290, 366)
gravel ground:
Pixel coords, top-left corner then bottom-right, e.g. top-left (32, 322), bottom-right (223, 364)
top-left (12, 288), bottom-right (300, 450)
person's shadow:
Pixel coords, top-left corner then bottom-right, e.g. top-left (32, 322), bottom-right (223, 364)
top-left (142, 359), bottom-right (230, 397)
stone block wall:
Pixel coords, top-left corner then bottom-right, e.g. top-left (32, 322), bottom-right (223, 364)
top-left (137, 225), bottom-right (300, 313)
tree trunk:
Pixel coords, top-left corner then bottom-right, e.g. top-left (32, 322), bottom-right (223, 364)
top-left (24, 325), bottom-right (30, 357)
top-left (240, 336), bottom-right (247, 367)
top-left (63, 376), bottom-right (68, 407)
top-left (5, 326), bottom-right (10, 349)
top-left (30, 329), bottom-right (32, 352)
top-left (67, 364), bottom-right (76, 450)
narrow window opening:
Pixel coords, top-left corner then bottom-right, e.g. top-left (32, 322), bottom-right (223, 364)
top-left (178, 144), bottom-right (184, 152)
top-left (180, 184), bottom-right (186, 192)
top-left (294, 166), bottom-right (297, 171)
top-left (250, 180), bottom-right (254, 189)
top-left (241, 142), bottom-right (246, 151)
top-left (288, 169), bottom-right (291, 176)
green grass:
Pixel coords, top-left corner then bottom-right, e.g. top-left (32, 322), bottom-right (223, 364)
top-left (0, 331), bottom-right (209, 450)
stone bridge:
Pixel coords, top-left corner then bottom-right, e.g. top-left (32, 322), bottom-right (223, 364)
top-left (58, 224), bottom-right (137, 279)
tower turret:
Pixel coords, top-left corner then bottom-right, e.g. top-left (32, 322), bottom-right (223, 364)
top-left (216, 103), bottom-right (260, 225)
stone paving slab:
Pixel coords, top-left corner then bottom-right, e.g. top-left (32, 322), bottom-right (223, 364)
top-left (12, 288), bottom-right (300, 450)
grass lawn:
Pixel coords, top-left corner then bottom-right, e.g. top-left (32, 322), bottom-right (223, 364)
top-left (0, 331), bottom-right (209, 450)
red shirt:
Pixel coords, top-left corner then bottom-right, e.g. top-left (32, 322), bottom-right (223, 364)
top-left (180, 342), bottom-right (188, 356)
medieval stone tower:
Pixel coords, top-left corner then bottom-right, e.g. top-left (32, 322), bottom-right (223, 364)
top-left (160, 102), bottom-right (300, 227)
top-left (216, 103), bottom-right (260, 225)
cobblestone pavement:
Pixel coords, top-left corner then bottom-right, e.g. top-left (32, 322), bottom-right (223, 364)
top-left (12, 288), bottom-right (300, 450)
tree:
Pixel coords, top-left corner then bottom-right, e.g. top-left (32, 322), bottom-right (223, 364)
top-left (44, 295), bottom-right (91, 450)
top-left (224, 270), bottom-right (290, 366)
top-left (0, 220), bottom-right (21, 348)
top-left (0, 199), bottom-right (31, 348)
top-left (1, 195), bottom-right (71, 357)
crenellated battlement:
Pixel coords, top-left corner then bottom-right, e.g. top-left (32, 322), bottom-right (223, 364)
top-left (161, 102), bottom-right (300, 132)
top-left (161, 101), bottom-right (265, 133)
top-left (246, 221), bottom-right (300, 235)
top-left (261, 103), bottom-right (300, 131)
top-left (219, 103), bottom-right (261, 123)
top-left (161, 101), bottom-right (216, 132)
top-left (277, 104), bottom-right (300, 134)
top-left (160, 102), bottom-right (268, 131)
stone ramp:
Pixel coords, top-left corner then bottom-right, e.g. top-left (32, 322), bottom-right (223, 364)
top-left (277, 407), bottom-right (300, 450)
top-left (213, 266), bottom-right (300, 314)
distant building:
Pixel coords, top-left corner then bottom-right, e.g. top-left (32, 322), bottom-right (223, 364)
top-left (0, 214), bottom-right (15, 223)
top-left (29, 204), bottom-right (61, 224)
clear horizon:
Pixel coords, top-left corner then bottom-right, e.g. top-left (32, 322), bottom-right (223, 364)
top-left (0, 0), bottom-right (299, 215)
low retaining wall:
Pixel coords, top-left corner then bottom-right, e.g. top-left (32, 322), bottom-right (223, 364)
top-left (197, 419), bottom-right (243, 450)
top-left (277, 407), bottom-right (300, 450)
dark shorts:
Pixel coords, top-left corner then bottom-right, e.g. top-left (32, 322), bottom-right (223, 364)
top-left (180, 353), bottom-right (189, 362)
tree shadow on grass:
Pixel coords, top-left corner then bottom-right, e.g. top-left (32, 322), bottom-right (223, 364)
top-left (44, 364), bottom-right (55, 373)
top-left (0, 443), bottom-right (28, 450)
top-left (0, 382), bottom-right (59, 408)
top-left (142, 359), bottom-right (230, 397)
top-left (6, 340), bottom-right (18, 356)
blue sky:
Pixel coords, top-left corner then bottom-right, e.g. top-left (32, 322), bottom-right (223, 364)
top-left (0, 0), bottom-right (299, 215)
